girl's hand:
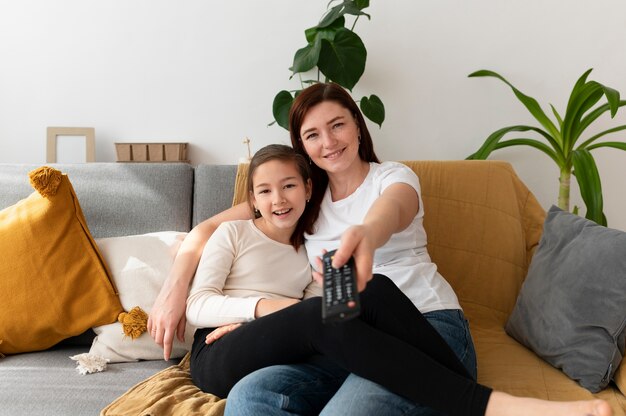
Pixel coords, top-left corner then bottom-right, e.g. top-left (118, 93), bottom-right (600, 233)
top-left (205, 323), bottom-right (242, 345)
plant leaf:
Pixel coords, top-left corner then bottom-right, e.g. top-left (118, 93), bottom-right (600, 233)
top-left (319, 1), bottom-right (370, 28)
top-left (360, 94), bottom-right (385, 127)
top-left (466, 125), bottom-right (562, 164)
top-left (305, 16), bottom-right (345, 44)
top-left (493, 138), bottom-right (559, 164)
top-left (565, 68), bottom-right (594, 111)
top-left (571, 149), bottom-right (605, 225)
top-left (318, 28), bottom-right (366, 90)
top-left (272, 90), bottom-right (294, 130)
top-left (290, 39), bottom-right (322, 75)
top-left (578, 124), bottom-right (626, 149)
top-left (577, 100), bottom-right (626, 138)
top-left (355, 0), bottom-right (370, 9)
top-left (586, 141), bottom-right (626, 152)
top-left (601, 84), bottom-right (620, 118)
top-left (341, 1), bottom-right (370, 19)
top-left (468, 70), bottom-right (561, 140)
top-left (563, 80), bottom-right (604, 150)
top-left (564, 73), bottom-right (621, 147)
top-left (319, 3), bottom-right (345, 28)
top-left (550, 104), bottom-right (564, 130)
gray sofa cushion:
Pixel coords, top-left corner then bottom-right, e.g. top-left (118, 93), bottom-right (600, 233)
top-left (505, 206), bottom-right (626, 392)
top-left (0, 163), bottom-right (194, 238)
top-left (192, 164), bottom-right (237, 226)
top-left (1, 346), bottom-right (176, 415)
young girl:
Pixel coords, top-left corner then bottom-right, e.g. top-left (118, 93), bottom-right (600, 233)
top-left (185, 144), bottom-right (612, 416)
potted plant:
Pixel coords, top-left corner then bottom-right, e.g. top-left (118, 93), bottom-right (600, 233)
top-left (467, 69), bottom-right (626, 226)
top-left (271, 0), bottom-right (385, 130)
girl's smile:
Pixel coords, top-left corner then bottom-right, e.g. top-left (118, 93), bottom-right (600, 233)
top-left (250, 159), bottom-right (311, 245)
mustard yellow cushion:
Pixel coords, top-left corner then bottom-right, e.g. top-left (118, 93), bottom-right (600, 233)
top-left (616, 362), bottom-right (626, 396)
top-left (101, 353), bottom-right (225, 416)
top-left (0, 166), bottom-right (123, 355)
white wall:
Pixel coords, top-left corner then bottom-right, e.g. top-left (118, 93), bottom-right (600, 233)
top-left (1, 0), bottom-right (625, 230)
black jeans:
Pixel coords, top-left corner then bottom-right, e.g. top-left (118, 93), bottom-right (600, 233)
top-left (190, 274), bottom-right (491, 416)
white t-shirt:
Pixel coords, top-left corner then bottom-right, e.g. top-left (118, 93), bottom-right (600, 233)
top-left (305, 161), bottom-right (460, 313)
top-left (187, 219), bottom-right (320, 328)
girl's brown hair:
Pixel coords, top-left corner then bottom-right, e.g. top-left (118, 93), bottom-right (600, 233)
top-left (288, 82), bottom-right (380, 229)
top-left (246, 144), bottom-right (313, 250)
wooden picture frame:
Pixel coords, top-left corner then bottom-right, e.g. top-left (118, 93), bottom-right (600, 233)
top-left (46, 127), bottom-right (95, 163)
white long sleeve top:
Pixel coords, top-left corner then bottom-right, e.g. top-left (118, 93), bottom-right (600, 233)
top-left (186, 219), bottom-right (320, 328)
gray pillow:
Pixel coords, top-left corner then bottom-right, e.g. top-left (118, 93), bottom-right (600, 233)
top-left (505, 205), bottom-right (626, 392)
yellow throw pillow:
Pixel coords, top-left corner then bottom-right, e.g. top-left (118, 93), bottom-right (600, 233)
top-left (0, 166), bottom-right (123, 355)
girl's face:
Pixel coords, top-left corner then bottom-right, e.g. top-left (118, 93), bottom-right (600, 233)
top-left (299, 100), bottom-right (361, 175)
top-left (250, 159), bottom-right (311, 244)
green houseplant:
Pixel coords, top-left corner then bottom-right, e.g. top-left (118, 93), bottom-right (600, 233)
top-left (467, 69), bottom-right (626, 226)
top-left (271, 0), bottom-right (384, 130)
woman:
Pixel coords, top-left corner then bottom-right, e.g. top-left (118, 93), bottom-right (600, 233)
top-left (149, 83), bottom-right (611, 416)
top-left (187, 144), bottom-right (491, 414)
top-left (226, 83), bottom-right (477, 415)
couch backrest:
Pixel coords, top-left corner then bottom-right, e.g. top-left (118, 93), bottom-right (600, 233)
top-left (1, 160), bottom-right (544, 321)
top-left (0, 163), bottom-right (194, 238)
top-left (192, 164), bottom-right (238, 227)
top-left (402, 160), bottom-right (545, 322)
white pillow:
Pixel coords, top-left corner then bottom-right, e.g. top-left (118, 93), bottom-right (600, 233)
top-left (90, 231), bottom-right (194, 362)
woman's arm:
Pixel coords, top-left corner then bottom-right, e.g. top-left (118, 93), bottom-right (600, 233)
top-left (148, 202), bottom-right (252, 360)
top-left (331, 182), bottom-right (419, 291)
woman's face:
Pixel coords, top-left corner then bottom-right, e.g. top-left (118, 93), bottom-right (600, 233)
top-left (299, 101), bottom-right (361, 175)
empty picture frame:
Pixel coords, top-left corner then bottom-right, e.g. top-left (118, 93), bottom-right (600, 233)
top-left (46, 127), bottom-right (96, 163)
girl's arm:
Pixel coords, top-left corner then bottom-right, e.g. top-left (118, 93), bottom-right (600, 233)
top-left (148, 202), bottom-right (252, 360)
top-left (331, 182), bottom-right (419, 291)
top-left (186, 223), bottom-right (259, 328)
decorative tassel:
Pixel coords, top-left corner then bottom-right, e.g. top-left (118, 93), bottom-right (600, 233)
top-left (28, 166), bottom-right (62, 197)
top-left (70, 353), bottom-right (109, 375)
top-left (118, 306), bottom-right (148, 340)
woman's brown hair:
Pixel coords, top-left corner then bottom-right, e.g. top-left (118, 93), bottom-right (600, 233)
top-left (288, 82), bottom-right (380, 230)
top-left (246, 144), bottom-right (313, 251)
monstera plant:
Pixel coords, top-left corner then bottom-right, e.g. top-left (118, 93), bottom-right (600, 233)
top-left (467, 69), bottom-right (626, 226)
top-left (271, 0), bottom-right (384, 130)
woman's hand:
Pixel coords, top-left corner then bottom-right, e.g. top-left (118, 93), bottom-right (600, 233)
top-left (328, 225), bottom-right (375, 292)
top-left (147, 281), bottom-right (189, 360)
top-left (148, 202), bottom-right (254, 360)
top-left (254, 298), bottom-right (300, 318)
top-left (205, 323), bottom-right (242, 345)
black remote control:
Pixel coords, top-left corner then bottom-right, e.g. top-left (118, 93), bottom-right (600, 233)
top-left (321, 250), bottom-right (360, 323)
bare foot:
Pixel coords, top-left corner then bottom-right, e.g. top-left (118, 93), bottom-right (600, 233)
top-left (485, 391), bottom-right (612, 416)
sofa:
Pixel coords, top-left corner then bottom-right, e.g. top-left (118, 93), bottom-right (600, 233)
top-left (0, 160), bottom-right (624, 416)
